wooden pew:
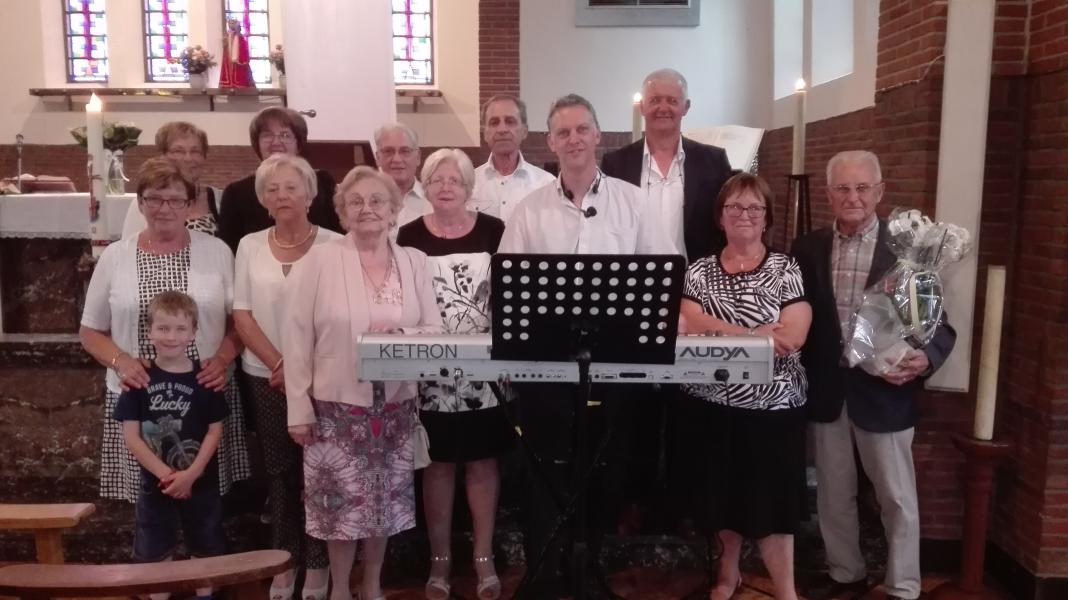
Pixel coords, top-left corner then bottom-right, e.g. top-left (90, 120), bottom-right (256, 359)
top-left (0, 504), bottom-right (95, 564)
top-left (0, 549), bottom-right (291, 600)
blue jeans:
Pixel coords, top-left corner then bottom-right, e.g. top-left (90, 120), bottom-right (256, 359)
top-left (133, 477), bottom-right (226, 562)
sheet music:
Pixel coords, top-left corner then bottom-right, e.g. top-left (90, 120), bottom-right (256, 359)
top-left (683, 125), bottom-right (765, 173)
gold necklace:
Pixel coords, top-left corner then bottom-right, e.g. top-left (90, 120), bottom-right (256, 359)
top-left (360, 251), bottom-right (401, 304)
top-left (723, 247), bottom-right (765, 271)
top-left (270, 225), bottom-right (315, 249)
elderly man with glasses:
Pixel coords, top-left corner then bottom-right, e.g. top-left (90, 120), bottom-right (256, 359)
top-left (374, 122), bottom-right (431, 235)
top-left (791, 150), bottom-right (956, 600)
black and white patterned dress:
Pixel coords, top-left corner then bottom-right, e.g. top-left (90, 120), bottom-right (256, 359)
top-left (670, 250), bottom-right (810, 538)
top-left (681, 251), bottom-right (808, 410)
top-left (396, 213), bottom-right (515, 462)
top-left (99, 245), bottom-right (250, 502)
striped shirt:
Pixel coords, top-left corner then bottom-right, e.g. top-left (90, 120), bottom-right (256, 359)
top-left (831, 217), bottom-right (879, 359)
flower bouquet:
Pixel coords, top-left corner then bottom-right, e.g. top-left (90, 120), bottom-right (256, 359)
top-left (846, 208), bottom-right (971, 376)
top-left (174, 45), bottom-right (217, 74)
top-left (70, 122), bottom-right (142, 152)
top-left (70, 122), bottom-right (142, 193)
top-left (269, 44), bottom-right (285, 75)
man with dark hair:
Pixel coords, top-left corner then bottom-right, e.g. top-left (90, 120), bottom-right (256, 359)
top-left (472, 94), bottom-right (554, 223)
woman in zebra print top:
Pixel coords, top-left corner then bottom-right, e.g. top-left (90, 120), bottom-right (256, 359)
top-left (676, 173), bottom-right (812, 600)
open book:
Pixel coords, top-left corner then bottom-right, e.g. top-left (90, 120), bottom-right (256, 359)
top-left (683, 125), bottom-right (765, 174)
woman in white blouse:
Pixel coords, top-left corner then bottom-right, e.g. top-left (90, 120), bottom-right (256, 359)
top-left (80, 157), bottom-right (245, 502)
top-left (233, 155), bottom-right (339, 600)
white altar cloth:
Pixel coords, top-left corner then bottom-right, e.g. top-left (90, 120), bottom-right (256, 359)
top-left (0, 193), bottom-right (134, 239)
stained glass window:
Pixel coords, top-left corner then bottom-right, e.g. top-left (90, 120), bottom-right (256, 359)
top-left (143, 0), bottom-right (190, 82)
top-left (392, 0), bottom-right (433, 86)
top-left (64, 0), bottom-right (108, 83)
top-left (224, 0), bottom-right (271, 85)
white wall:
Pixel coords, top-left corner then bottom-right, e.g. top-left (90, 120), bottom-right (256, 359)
top-left (519, 0), bottom-right (774, 132)
top-left (771, 0), bottom-right (877, 129)
top-left (0, 0), bottom-right (478, 148)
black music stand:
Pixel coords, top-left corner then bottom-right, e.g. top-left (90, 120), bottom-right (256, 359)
top-left (491, 253), bottom-right (685, 599)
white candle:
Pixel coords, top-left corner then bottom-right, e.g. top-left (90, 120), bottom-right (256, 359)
top-left (85, 93), bottom-right (109, 258)
top-left (791, 78), bottom-right (807, 174)
top-left (632, 93), bottom-right (643, 143)
top-left (973, 265), bottom-right (1006, 440)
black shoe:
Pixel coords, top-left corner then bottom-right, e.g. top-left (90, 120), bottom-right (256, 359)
top-left (804, 574), bottom-right (871, 600)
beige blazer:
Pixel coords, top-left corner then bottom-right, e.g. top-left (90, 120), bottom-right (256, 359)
top-left (282, 234), bottom-right (443, 426)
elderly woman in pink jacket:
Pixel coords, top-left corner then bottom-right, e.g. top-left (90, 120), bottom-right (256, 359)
top-left (282, 166), bottom-right (442, 600)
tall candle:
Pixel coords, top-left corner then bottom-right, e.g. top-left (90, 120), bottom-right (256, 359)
top-left (85, 93), bottom-right (108, 258)
top-left (791, 78), bottom-right (807, 174)
top-left (973, 265), bottom-right (1006, 440)
top-left (632, 93), bottom-right (643, 143)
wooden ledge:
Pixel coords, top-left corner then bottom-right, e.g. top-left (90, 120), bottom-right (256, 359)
top-left (0, 503), bottom-right (95, 530)
top-left (0, 550), bottom-right (291, 597)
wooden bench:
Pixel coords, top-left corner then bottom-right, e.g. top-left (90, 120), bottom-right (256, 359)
top-left (0, 549), bottom-right (291, 600)
top-left (0, 504), bottom-right (95, 564)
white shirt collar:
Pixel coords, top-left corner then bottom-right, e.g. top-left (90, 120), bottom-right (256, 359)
top-left (483, 153), bottom-right (535, 179)
top-left (642, 136), bottom-right (686, 164)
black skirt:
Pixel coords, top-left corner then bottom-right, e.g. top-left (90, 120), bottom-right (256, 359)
top-left (420, 405), bottom-right (517, 463)
top-left (669, 394), bottom-right (808, 538)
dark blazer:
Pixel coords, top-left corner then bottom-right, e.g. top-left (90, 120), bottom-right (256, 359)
top-left (216, 168), bottom-right (343, 254)
top-left (601, 136), bottom-right (732, 262)
top-left (791, 219), bottom-right (957, 433)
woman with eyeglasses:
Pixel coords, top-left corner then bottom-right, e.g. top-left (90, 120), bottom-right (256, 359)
top-left (121, 122), bottom-right (225, 239)
top-left (396, 149), bottom-right (510, 600)
top-left (283, 166), bottom-right (442, 600)
top-left (217, 107), bottom-right (343, 254)
top-left (81, 157), bottom-right (245, 504)
top-left (674, 173), bottom-right (812, 600)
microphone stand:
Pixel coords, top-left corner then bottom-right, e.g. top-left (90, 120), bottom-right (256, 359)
top-left (15, 133), bottom-right (24, 193)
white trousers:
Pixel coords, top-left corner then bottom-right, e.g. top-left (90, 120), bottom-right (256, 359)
top-left (811, 403), bottom-right (921, 600)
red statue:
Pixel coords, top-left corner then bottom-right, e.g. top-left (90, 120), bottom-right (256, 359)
top-left (218, 18), bottom-right (255, 89)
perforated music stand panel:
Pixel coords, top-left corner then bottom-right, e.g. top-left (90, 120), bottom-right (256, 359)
top-left (490, 254), bottom-right (685, 365)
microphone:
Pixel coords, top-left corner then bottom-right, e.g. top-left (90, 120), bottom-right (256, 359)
top-left (583, 207), bottom-right (598, 219)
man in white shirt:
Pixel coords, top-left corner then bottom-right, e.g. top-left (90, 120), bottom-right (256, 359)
top-left (499, 94), bottom-right (676, 255)
top-left (500, 94), bottom-right (676, 597)
top-left (373, 123), bottom-right (431, 234)
top-left (471, 94), bottom-right (555, 223)
top-left (601, 68), bottom-right (733, 262)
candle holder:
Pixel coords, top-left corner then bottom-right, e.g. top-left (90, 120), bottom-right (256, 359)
top-left (784, 174), bottom-right (811, 247)
top-left (929, 433), bottom-right (1011, 600)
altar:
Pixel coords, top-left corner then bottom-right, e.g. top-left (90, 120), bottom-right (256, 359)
top-left (0, 193), bottom-right (135, 335)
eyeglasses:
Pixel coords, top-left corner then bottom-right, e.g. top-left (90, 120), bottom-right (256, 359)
top-left (723, 203), bottom-right (767, 217)
top-left (141, 195), bottom-right (191, 209)
top-left (166, 147), bottom-right (204, 158)
top-left (829, 182), bottom-right (883, 199)
top-left (428, 176), bottom-right (464, 189)
top-left (378, 146), bottom-right (416, 159)
top-left (259, 131), bottom-right (296, 143)
top-left (345, 195), bottom-right (389, 211)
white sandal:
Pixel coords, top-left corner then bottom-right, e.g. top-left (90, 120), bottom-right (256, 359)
top-left (474, 555), bottom-right (501, 600)
top-left (425, 555), bottom-right (451, 600)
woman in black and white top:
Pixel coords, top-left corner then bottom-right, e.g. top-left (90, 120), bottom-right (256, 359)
top-left (676, 173), bottom-right (811, 600)
top-left (122, 122), bottom-right (224, 238)
top-left (81, 157), bottom-right (248, 503)
top-left (397, 149), bottom-right (510, 600)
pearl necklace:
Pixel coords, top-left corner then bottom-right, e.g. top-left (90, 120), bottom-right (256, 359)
top-left (429, 213), bottom-right (473, 239)
top-left (270, 225), bottom-right (315, 249)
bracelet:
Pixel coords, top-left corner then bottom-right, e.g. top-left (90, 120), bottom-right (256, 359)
top-left (746, 327), bottom-right (757, 336)
top-left (273, 357), bottom-right (284, 371)
top-left (110, 351), bottom-right (127, 368)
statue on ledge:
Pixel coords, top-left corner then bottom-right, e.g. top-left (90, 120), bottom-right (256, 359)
top-left (218, 18), bottom-right (255, 89)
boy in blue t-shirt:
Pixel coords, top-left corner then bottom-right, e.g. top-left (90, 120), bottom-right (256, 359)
top-left (114, 290), bottom-right (228, 599)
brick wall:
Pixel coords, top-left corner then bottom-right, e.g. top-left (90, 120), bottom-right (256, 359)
top-left (757, 0), bottom-right (1068, 583)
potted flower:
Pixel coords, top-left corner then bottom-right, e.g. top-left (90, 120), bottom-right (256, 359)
top-left (70, 122), bottom-right (143, 193)
top-left (269, 44), bottom-right (286, 87)
top-left (173, 45), bottom-right (217, 90)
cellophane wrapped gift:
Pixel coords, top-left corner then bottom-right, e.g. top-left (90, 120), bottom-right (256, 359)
top-left (846, 208), bottom-right (971, 376)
